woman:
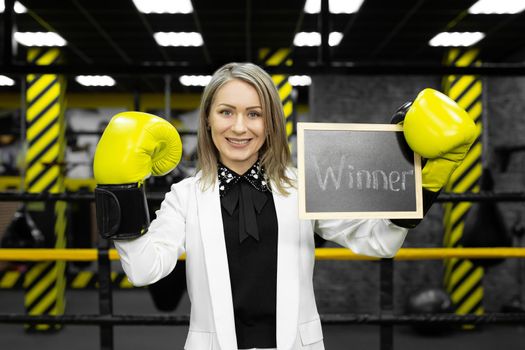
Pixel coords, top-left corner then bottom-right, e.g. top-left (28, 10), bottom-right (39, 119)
top-left (97, 62), bottom-right (409, 350)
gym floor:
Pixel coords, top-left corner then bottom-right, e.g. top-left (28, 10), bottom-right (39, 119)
top-left (1, 289), bottom-right (524, 350)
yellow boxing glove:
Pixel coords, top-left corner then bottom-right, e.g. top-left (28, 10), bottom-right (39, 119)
top-left (93, 112), bottom-right (182, 239)
top-left (399, 88), bottom-right (477, 192)
top-left (390, 89), bottom-right (477, 228)
top-left (94, 111), bottom-right (182, 184)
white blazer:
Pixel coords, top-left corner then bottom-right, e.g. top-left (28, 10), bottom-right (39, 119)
top-left (115, 170), bottom-right (408, 350)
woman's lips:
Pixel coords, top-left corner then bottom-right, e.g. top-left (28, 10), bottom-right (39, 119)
top-left (226, 137), bottom-right (251, 145)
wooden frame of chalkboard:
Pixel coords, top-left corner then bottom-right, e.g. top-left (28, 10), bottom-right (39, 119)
top-left (297, 122), bottom-right (423, 220)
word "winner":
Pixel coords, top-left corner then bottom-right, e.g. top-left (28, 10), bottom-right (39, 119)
top-left (312, 155), bottom-right (414, 192)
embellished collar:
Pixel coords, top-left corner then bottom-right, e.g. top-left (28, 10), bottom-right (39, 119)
top-left (218, 161), bottom-right (271, 243)
top-left (218, 161), bottom-right (270, 197)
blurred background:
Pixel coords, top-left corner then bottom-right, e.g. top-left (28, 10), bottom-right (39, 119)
top-left (1, 0), bottom-right (525, 349)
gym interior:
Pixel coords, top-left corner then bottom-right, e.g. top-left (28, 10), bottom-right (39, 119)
top-left (1, 1), bottom-right (525, 349)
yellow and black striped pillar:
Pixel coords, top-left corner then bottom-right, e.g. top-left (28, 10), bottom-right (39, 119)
top-left (442, 48), bottom-right (484, 319)
top-left (23, 47), bottom-right (68, 331)
top-left (259, 48), bottom-right (295, 148)
top-left (0, 270), bottom-right (133, 290)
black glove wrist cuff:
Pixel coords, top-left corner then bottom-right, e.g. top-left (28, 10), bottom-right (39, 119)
top-left (390, 188), bottom-right (440, 229)
top-left (95, 183), bottom-right (150, 240)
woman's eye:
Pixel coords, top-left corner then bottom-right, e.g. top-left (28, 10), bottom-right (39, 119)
top-left (220, 110), bottom-right (232, 116)
top-left (248, 111), bottom-right (261, 118)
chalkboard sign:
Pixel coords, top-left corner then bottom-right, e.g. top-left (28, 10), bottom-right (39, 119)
top-left (298, 123), bottom-right (423, 219)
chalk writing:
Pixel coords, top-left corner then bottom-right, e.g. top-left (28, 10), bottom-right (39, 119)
top-left (312, 155), bottom-right (414, 192)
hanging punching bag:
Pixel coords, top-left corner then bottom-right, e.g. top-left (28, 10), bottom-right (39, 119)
top-left (460, 168), bottom-right (511, 268)
top-left (1, 205), bottom-right (45, 249)
top-left (406, 287), bottom-right (455, 335)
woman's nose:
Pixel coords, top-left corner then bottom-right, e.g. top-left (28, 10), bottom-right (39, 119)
top-left (231, 114), bottom-right (247, 133)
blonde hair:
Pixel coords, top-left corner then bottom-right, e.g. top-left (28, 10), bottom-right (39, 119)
top-left (196, 62), bottom-right (294, 195)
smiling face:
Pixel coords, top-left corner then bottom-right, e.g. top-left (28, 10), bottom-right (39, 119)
top-left (208, 79), bottom-right (266, 175)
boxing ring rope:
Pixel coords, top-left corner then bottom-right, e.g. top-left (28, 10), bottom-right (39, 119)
top-left (1, 312), bottom-right (525, 326)
top-left (2, 247), bottom-right (525, 261)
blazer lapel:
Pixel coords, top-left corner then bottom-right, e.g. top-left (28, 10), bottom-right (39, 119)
top-left (196, 177), bottom-right (238, 350)
top-left (273, 187), bottom-right (300, 350)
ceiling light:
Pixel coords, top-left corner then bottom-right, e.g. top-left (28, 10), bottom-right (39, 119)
top-left (289, 75), bottom-right (312, 86)
top-left (429, 32), bottom-right (485, 47)
top-left (304, 0), bottom-right (321, 13)
top-left (0, 0), bottom-right (27, 13)
top-left (132, 0), bottom-right (193, 14)
top-left (468, 0), bottom-right (525, 14)
top-left (293, 32), bottom-right (343, 47)
top-left (329, 0), bottom-right (364, 14)
top-left (75, 75), bottom-right (116, 87)
top-left (179, 75), bottom-right (212, 87)
top-left (329, 32), bottom-right (343, 46)
top-left (294, 32), bottom-right (321, 46)
top-left (14, 32), bottom-right (67, 47)
top-left (154, 32), bottom-right (203, 47)
top-left (304, 0), bottom-right (364, 14)
top-left (0, 75), bottom-right (15, 86)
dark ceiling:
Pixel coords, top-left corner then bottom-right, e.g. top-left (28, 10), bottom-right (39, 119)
top-left (1, 0), bottom-right (525, 94)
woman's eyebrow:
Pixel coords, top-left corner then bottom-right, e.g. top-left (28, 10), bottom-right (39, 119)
top-left (216, 103), bottom-right (262, 109)
top-left (216, 103), bottom-right (236, 108)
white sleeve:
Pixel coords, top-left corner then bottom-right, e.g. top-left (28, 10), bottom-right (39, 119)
top-left (314, 219), bottom-right (408, 258)
top-left (113, 183), bottom-right (187, 287)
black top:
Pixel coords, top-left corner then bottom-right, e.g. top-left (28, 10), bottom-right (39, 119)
top-left (218, 162), bottom-right (278, 349)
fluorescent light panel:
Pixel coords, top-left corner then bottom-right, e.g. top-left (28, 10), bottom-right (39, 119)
top-left (14, 32), bottom-right (67, 47)
top-left (75, 75), bottom-right (116, 87)
top-left (132, 0), bottom-right (193, 14)
top-left (289, 75), bottom-right (312, 86)
top-left (329, 32), bottom-right (343, 46)
top-left (0, 0), bottom-right (27, 13)
top-left (329, 0), bottom-right (364, 14)
top-left (468, 0), bottom-right (525, 14)
top-left (294, 32), bottom-right (321, 46)
top-left (304, 0), bottom-right (364, 14)
top-left (154, 32), bottom-right (203, 47)
top-left (293, 32), bottom-right (343, 47)
top-left (0, 75), bottom-right (15, 86)
top-left (179, 75), bottom-right (212, 87)
top-left (429, 32), bottom-right (485, 47)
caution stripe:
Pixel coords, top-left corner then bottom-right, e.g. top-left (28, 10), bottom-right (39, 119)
top-left (443, 48), bottom-right (484, 317)
top-left (24, 47), bottom-right (68, 332)
top-left (468, 101), bottom-right (482, 120)
top-left (449, 149), bottom-right (481, 187)
top-left (27, 75), bottom-right (58, 103)
top-left (71, 271), bottom-right (95, 289)
top-left (445, 216), bottom-right (465, 249)
top-left (1, 270), bottom-right (134, 290)
top-left (0, 271), bottom-right (22, 288)
top-left (260, 48), bottom-right (295, 146)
